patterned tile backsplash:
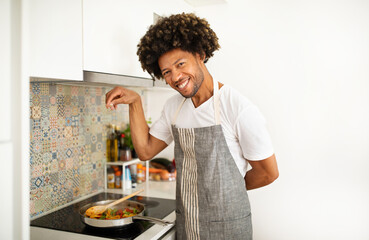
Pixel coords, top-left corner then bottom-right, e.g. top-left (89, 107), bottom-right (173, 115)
top-left (29, 83), bottom-right (146, 218)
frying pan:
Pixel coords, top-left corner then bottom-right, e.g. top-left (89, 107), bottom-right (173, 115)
top-left (79, 199), bottom-right (174, 228)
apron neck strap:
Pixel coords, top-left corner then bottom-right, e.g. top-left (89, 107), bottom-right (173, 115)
top-left (171, 78), bottom-right (221, 125)
top-left (213, 77), bottom-right (221, 125)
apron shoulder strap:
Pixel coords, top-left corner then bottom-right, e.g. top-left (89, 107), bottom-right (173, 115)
top-left (213, 78), bottom-right (221, 125)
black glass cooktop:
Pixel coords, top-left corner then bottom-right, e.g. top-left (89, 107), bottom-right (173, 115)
top-left (30, 192), bottom-right (176, 240)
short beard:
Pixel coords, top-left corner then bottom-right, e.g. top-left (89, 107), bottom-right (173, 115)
top-left (180, 66), bottom-right (204, 98)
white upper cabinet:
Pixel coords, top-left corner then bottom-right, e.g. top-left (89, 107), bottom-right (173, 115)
top-left (29, 0), bottom-right (83, 81)
top-left (28, 0), bottom-right (193, 81)
top-left (83, 0), bottom-right (154, 79)
top-left (83, 0), bottom-right (193, 79)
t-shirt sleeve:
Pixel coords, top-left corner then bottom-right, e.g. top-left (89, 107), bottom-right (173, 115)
top-left (149, 107), bottom-right (173, 145)
top-left (235, 105), bottom-right (274, 161)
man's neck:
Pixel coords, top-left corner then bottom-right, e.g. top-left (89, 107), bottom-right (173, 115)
top-left (191, 74), bottom-right (215, 108)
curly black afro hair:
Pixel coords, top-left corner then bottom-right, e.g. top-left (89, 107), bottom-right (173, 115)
top-left (137, 13), bottom-right (220, 80)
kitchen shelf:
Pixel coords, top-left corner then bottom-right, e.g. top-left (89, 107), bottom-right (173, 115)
top-left (106, 158), bottom-right (141, 166)
top-left (105, 158), bottom-right (149, 192)
top-left (105, 181), bottom-right (176, 200)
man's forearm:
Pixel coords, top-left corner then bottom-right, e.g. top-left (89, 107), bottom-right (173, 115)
top-left (128, 98), bottom-right (150, 160)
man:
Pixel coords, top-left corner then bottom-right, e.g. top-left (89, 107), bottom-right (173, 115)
top-left (106, 13), bottom-right (278, 240)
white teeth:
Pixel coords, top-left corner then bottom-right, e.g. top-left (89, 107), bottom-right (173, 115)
top-left (178, 79), bottom-right (188, 89)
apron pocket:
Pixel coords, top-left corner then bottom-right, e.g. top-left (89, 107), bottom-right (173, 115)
top-left (209, 214), bottom-right (252, 240)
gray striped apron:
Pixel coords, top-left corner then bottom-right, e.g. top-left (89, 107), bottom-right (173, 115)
top-left (172, 78), bottom-right (252, 240)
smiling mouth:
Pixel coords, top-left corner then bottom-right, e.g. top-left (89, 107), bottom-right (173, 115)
top-left (177, 78), bottom-right (190, 89)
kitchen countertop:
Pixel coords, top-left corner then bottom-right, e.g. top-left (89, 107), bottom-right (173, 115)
top-left (107, 180), bottom-right (176, 200)
top-left (31, 180), bottom-right (176, 240)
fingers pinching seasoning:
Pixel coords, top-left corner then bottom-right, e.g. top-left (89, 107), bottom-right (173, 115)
top-left (105, 86), bottom-right (140, 108)
top-left (109, 103), bottom-right (115, 110)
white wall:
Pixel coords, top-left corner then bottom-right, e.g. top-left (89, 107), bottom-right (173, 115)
top-left (195, 0), bottom-right (369, 239)
top-left (147, 88), bottom-right (177, 160)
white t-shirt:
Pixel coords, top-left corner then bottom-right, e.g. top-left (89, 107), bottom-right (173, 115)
top-left (149, 84), bottom-right (274, 176)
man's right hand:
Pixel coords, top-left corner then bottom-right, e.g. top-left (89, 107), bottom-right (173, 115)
top-left (104, 86), bottom-right (168, 160)
top-left (105, 86), bottom-right (140, 110)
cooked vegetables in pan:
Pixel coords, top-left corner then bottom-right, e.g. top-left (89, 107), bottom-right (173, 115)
top-left (87, 207), bottom-right (138, 220)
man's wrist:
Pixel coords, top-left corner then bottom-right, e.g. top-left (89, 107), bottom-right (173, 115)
top-left (129, 96), bottom-right (142, 110)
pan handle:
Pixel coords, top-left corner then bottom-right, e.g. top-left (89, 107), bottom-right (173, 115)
top-left (132, 216), bottom-right (174, 226)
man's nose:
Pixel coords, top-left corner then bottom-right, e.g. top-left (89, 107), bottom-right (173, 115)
top-left (172, 69), bottom-right (183, 83)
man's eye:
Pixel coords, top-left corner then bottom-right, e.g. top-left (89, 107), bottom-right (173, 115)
top-left (163, 71), bottom-right (170, 76)
top-left (178, 62), bottom-right (185, 67)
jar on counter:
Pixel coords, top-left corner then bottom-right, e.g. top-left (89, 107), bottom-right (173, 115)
top-left (115, 169), bottom-right (122, 188)
top-left (136, 164), bottom-right (146, 183)
top-left (107, 167), bottom-right (115, 189)
top-left (120, 145), bottom-right (132, 161)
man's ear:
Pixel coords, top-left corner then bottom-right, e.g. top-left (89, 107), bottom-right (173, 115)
top-left (196, 52), bottom-right (206, 62)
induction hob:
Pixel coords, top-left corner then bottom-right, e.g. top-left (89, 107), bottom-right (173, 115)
top-left (30, 192), bottom-right (176, 239)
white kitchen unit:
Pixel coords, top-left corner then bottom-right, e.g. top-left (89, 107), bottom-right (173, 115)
top-left (29, 0), bottom-right (83, 81)
top-left (83, 0), bottom-right (154, 79)
top-left (0, 0), bottom-right (11, 142)
top-left (161, 228), bottom-right (176, 240)
top-left (0, 142), bottom-right (14, 240)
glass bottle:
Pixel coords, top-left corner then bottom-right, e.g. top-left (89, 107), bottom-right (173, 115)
top-left (129, 164), bottom-right (137, 188)
top-left (106, 124), bottom-right (113, 162)
top-left (136, 164), bottom-right (146, 183)
top-left (109, 124), bottom-right (118, 162)
top-left (115, 125), bottom-right (121, 160)
top-left (107, 167), bottom-right (115, 189)
top-left (119, 133), bottom-right (132, 161)
top-left (125, 167), bottom-right (132, 190)
top-left (115, 168), bottom-right (122, 188)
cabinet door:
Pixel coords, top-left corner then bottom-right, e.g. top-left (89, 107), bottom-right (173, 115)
top-left (83, 0), bottom-right (153, 79)
top-left (29, 0), bottom-right (83, 80)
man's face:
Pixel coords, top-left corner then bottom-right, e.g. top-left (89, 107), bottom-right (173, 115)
top-left (158, 49), bottom-right (205, 98)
